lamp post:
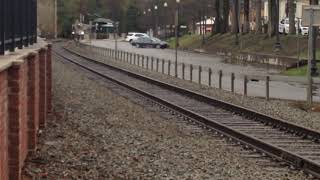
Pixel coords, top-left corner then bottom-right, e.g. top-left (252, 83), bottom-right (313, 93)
top-left (274, 0), bottom-right (281, 50)
top-left (154, 5), bottom-right (158, 37)
top-left (164, 2), bottom-right (168, 39)
top-left (114, 21), bottom-right (119, 59)
top-left (175, 0), bottom-right (180, 78)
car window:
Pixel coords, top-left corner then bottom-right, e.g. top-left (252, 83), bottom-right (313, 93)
top-left (135, 34), bottom-right (143, 37)
top-left (152, 38), bottom-right (161, 42)
top-left (128, 33), bottom-right (133, 36)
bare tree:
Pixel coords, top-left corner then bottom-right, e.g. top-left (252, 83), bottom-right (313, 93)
top-left (268, 0), bottom-right (277, 37)
top-left (214, 0), bottom-right (221, 34)
top-left (243, 0), bottom-right (250, 33)
top-left (288, 0), bottom-right (296, 34)
top-left (256, 0), bottom-right (262, 34)
top-left (220, 0), bottom-right (230, 33)
top-left (231, 0), bottom-right (239, 33)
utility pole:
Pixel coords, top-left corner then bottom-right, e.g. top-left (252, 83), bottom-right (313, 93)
top-left (310, 0), bottom-right (319, 76)
top-left (274, 0), bottom-right (281, 50)
top-left (235, 0), bottom-right (240, 45)
top-left (175, 0), bottom-right (180, 77)
top-left (307, 9), bottom-right (314, 106)
top-left (115, 22), bottom-right (119, 59)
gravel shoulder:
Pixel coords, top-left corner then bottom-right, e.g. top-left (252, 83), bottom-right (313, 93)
top-left (66, 43), bottom-right (320, 133)
top-left (23, 48), bottom-right (309, 179)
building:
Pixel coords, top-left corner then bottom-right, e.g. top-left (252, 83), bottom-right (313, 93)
top-left (195, 17), bottom-right (215, 35)
top-left (263, 0), bottom-right (309, 21)
top-left (38, 0), bottom-right (57, 39)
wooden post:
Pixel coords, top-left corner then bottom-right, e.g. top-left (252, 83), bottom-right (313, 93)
top-left (134, 54), bottom-right (136, 65)
top-left (219, 70), bottom-right (223, 89)
top-left (156, 58), bottom-right (159, 72)
top-left (190, 64), bottom-right (193, 82)
top-left (138, 54), bottom-right (140, 66)
top-left (182, 63), bottom-right (185, 80)
top-left (142, 55), bottom-right (145, 68)
top-left (146, 56), bottom-right (149, 69)
top-left (162, 59), bottom-right (165, 74)
top-left (151, 57), bottom-right (154, 71)
top-left (231, 73), bottom-right (235, 92)
top-left (168, 60), bottom-right (171, 75)
top-left (244, 75), bottom-right (248, 96)
top-left (208, 68), bottom-right (212, 86)
top-left (266, 76), bottom-right (270, 100)
top-left (130, 53), bottom-right (132, 64)
top-left (198, 66), bottom-right (202, 84)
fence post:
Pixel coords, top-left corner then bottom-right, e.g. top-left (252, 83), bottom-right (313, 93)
top-left (208, 68), bottom-right (212, 86)
top-left (168, 60), bottom-right (171, 76)
top-left (190, 65), bottom-right (193, 82)
top-left (151, 57), bottom-right (154, 71)
top-left (162, 59), bottom-right (165, 74)
top-left (219, 70), bottom-right (223, 89)
top-left (130, 53), bottom-right (132, 64)
top-left (142, 55), bottom-right (145, 68)
top-left (198, 66), bottom-right (202, 84)
top-left (266, 76), bottom-right (270, 100)
top-left (137, 54), bottom-right (140, 66)
top-left (134, 53), bottom-right (136, 65)
top-left (231, 73), bottom-right (235, 92)
top-left (146, 56), bottom-right (149, 69)
top-left (156, 58), bottom-right (159, 72)
top-left (244, 75), bottom-right (248, 96)
top-left (182, 63), bottom-right (185, 80)
top-left (126, 52), bottom-right (129, 63)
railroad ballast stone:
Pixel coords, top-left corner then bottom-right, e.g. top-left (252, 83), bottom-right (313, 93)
top-left (23, 46), bottom-right (309, 179)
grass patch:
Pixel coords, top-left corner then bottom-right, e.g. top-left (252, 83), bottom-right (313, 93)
top-left (283, 63), bottom-right (320, 76)
top-left (167, 34), bottom-right (209, 49)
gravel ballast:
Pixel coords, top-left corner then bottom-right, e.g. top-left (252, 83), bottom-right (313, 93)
top-left (23, 45), bottom-right (313, 179)
top-left (67, 44), bottom-right (320, 132)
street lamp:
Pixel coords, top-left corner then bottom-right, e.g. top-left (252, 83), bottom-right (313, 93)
top-left (114, 21), bottom-right (119, 60)
top-left (164, 2), bottom-right (168, 38)
top-left (274, 0), bottom-right (281, 50)
top-left (154, 5), bottom-right (158, 37)
top-left (175, 0), bottom-right (180, 78)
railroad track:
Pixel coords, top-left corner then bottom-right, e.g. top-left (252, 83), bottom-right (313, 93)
top-left (53, 44), bottom-right (320, 178)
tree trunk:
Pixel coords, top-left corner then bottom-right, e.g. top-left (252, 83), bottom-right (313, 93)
top-left (268, 0), bottom-right (277, 37)
top-left (288, 0), bottom-right (296, 34)
top-left (220, 0), bottom-right (230, 33)
top-left (243, 0), bottom-right (250, 33)
top-left (231, 0), bottom-right (239, 33)
top-left (214, 0), bottom-right (221, 34)
top-left (256, 0), bottom-right (262, 34)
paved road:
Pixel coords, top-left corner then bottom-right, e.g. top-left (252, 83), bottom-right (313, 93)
top-left (85, 39), bottom-right (320, 102)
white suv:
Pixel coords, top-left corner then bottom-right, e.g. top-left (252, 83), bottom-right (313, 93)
top-left (279, 18), bottom-right (309, 35)
top-left (125, 32), bottom-right (149, 42)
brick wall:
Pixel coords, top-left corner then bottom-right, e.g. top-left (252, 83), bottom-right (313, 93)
top-left (0, 44), bottom-right (52, 180)
top-left (7, 61), bottom-right (29, 179)
top-left (0, 71), bottom-right (9, 180)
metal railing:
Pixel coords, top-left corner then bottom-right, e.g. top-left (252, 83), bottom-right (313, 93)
top-left (0, 0), bottom-right (37, 55)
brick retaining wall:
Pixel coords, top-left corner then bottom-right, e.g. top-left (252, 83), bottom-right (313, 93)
top-left (0, 42), bottom-right (52, 180)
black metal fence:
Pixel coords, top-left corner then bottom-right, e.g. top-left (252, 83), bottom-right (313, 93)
top-left (0, 0), bottom-right (37, 55)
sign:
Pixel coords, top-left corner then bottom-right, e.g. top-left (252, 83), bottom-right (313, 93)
top-left (302, 5), bottom-right (320, 26)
